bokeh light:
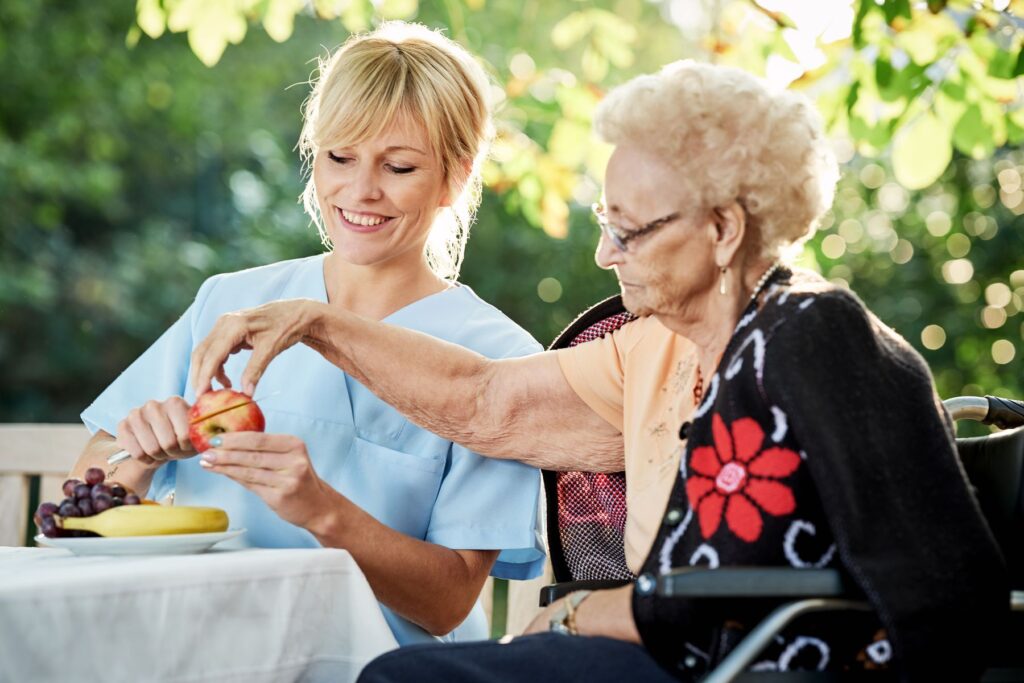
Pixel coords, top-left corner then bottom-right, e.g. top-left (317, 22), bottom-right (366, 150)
top-left (925, 211), bottom-right (951, 237)
top-left (945, 233), bottom-right (971, 258)
top-left (942, 259), bottom-right (974, 285)
top-left (821, 234), bottom-right (846, 259)
top-left (921, 324), bottom-right (946, 350)
top-left (985, 283), bottom-right (1012, 308)
top-left (982, 306), bottom-right (1007, 329)
top-left (537, 277), bottom-right (563, 303)
top-left (992, 339), bottom-right (1016, 365)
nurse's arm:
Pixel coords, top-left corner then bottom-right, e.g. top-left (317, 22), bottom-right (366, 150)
top-left (70, 431), bottom-right (161, 496)
top-left (191, 300), bottom-right (624, 473)
top-left (311, 494), bottom-right (500, 637)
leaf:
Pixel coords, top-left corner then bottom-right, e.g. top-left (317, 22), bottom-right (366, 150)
top-left (1015, 47), bottom-right (1024, 77)
top-left (875, 57), bottom-right (894, 90)
top-left (845, 80), bottom-right (861, 115)
top-left (341, 0), bottom-right (372, 32)
top-left (125, 25), bottom-right (143, 48)
top-left (136, 0), bottom-right (165, 39)
top-left (379, 0), bottom-right (418, 20)
top-left (882, 0), bottom-right (912, 26)
top-left (262, 0), bottom-right (302, 43)
top-left (312, 0), bottom-right (338, 19)
top-left (985, 47), bottom-right (1016, 79)
top-left (555, 85), bottom-right (600, 122)
top-left (186, 3), bottom-right (248, 66)
top-left (581, 44), bottom-right (608, 82)
top-left (852, 0), bottom-right (875, 48)
top-left (1008, 108), bottom-right (1024, 145)
top-left (892, 112), bottom-right (952, 190)
top-left (935, 89), bottom-right (967, 128)
top-left (167, 0), bottom-right (203, 33)
top-left (551, 12), bottom-right (591, 50)
top-left (952, 104), bottom-right (994, 159)
top-left (547, 119), bottom-right (589, 168)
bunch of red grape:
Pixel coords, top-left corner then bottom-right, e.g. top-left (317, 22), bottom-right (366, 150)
top-left (35, 467), bottom-right (141, 538)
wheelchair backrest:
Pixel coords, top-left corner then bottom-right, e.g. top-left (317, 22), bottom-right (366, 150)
top-left (956, 425), bottom-right (1024, 589)
top-left (544, 295), bottom-right (636, 583)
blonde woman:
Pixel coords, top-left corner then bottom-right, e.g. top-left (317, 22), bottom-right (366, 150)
top-left (71, 22), bottom-right (544, 644)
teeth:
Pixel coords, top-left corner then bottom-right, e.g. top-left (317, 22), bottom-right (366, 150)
top-left (341, 209), bottom-right (389, 227)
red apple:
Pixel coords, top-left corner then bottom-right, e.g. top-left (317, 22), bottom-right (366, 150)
top-left (188, 389), bottom-right (265, 452)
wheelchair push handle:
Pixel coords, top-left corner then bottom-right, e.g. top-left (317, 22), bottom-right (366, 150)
top-left (945, 395), bottom-right (1024, 428)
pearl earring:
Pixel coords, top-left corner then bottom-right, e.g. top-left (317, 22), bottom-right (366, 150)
top-left (719, 267), bottom-right (727, 295)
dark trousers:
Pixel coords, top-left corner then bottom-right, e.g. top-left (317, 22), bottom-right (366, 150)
top-left (357, 633), bottom-right (681, 683)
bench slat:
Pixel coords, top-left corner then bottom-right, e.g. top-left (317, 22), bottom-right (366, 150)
top-left (0, 475), bottom-right (30, 547)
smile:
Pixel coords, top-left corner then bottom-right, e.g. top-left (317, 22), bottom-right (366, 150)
top-left (337, 207), bottom-right (395, 233)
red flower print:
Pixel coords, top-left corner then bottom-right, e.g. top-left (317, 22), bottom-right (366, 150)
top-left (685, 413), bottom-right (801, 542)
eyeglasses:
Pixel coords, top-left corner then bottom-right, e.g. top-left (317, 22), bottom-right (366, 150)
top-left (591, 203), bottom-right (681, 253)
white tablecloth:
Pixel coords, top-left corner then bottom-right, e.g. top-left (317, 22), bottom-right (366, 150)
top-left (0, 547), bottom-right (399, 683)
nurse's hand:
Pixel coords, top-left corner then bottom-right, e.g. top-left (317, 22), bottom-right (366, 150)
top-left (197, 431), bottom-right (334, 529)
top-left (117, 397), bottom-right (198, 467)
top-left (190, 299), bottom-right (323, 397)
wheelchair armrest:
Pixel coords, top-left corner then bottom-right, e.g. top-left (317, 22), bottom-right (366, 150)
top-left (657, 567), bottom-right (854, 599)
top-left (539, 579), bottom-right (631, 607)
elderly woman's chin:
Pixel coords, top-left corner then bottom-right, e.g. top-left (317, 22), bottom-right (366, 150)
top-left (618, 285), bottom-right (654, 318)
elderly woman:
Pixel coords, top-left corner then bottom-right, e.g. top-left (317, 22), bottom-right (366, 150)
top-left (69, 22), bottom-right (545, 645)
top-left (191, 61), bottom-right (1006, 680)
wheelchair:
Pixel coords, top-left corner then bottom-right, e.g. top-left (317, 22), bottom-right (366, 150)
top-left (539, 295), bottom-right (1024, 681)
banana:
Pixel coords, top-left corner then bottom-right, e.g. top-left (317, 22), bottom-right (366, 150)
top-left (60, 505), bottom-right (229, 537)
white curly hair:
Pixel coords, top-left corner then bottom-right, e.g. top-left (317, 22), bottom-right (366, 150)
top-left (593, 60), bottom-right (838, 260)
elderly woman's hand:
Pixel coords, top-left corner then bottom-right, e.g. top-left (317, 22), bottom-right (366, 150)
top-left (117, 396), bottom-right (198, 467)
top-left (190, 299), bottom-right (322, 397)
top-left (523, 586), bottom-right (642, 643)
top-left (198, 431), bottom-right (336, 529)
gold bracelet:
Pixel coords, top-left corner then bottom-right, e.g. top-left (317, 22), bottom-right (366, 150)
top-left (563, 590), bottom-right (593, 636)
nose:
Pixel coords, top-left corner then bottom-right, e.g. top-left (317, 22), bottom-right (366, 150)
top-left (352, 164), bottom-right (383, 202)
top-left (595, 231), bottom-right (624, 270)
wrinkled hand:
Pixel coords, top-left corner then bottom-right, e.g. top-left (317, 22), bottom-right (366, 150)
top-left (198, 432), bottom-right (335, 529)
top-left (117, 397), bottom-right (198, 467)
top-left (190, 299), bottom-right (321, 397)
top-left (524, 587), bottom-right (641, 642)
top-left (522, 597), bottom-right (567, 635)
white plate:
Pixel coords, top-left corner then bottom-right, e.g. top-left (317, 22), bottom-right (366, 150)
top-left (34, 529), bottom-right (245, 556)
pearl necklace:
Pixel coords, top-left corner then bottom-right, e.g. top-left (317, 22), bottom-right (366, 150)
top-left (749, 261), bottom-right (782, 307)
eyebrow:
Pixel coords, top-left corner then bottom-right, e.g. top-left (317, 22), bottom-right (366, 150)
top-left (606, 203), bottom-right (640, 225)
top-left (384, 145), bottom-right (428, 156)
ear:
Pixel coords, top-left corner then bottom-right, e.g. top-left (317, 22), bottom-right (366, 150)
top-left (710, 201), bottom-right (747, 268)
top-left (440, 158), bottom-right (474, 208)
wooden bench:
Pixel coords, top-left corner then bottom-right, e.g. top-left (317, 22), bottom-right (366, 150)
top-left (0, 423), bottom-right (545, 634)
top-left (0, 424), bottom-right (91, 547)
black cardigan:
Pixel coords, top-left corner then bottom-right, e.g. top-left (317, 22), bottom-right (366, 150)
top-left (631, 268), bottom-right (1008, 681)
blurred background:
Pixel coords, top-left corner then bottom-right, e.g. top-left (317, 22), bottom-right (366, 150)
top-left (1, 0), bottom-right (1022, 425)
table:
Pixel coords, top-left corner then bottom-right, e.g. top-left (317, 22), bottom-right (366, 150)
top-left (0, 546), bottom-right (399, 683)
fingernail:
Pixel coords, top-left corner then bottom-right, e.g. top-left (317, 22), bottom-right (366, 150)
top-left (199, 457), bottom-right (213, 468)
top-left (210, 436), bottom-right (223, 448)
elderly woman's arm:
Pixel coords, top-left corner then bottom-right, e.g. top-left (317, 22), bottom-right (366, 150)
top-left (190, 299), bottom-right (625, 472)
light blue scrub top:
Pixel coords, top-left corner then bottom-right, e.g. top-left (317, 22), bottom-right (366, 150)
top-left (82, 254), bottom-right (546, 645)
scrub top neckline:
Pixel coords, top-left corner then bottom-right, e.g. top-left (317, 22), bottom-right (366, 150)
top-left (312, 253), bottom-right (461, 324)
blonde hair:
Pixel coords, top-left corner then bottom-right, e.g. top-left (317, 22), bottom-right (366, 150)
top-left (594, 60), bottom-right (838, 260)
top-left (299, 22), bottom-right (493, 279)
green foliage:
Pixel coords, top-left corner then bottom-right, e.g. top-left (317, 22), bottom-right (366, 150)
top-left (1, 0), bottom-right (1022, 425)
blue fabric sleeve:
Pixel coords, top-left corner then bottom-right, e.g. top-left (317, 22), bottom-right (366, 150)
top-left (423, 342), bottom-right (546, 580)
top-left (426, 442), bottom-right (545, 580)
